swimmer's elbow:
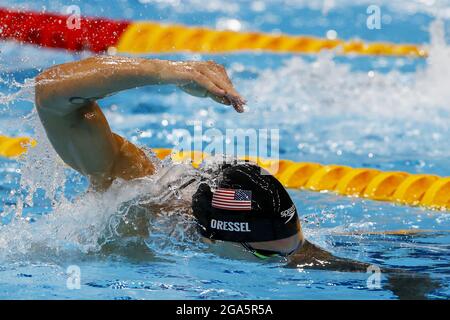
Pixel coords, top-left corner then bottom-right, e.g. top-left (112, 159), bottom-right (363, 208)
top-left (35, 70), bottom-right (71, 114)
top-left (34, 74), bottom-right (49, 109)
top-left (35, 71), bottom-right (54, 108)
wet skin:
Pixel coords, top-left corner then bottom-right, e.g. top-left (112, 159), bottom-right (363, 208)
top-left (35, 56), bottom-right (246, 190)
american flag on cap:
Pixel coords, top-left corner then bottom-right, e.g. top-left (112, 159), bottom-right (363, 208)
top-left (212, 188), bottom-right (252, 211)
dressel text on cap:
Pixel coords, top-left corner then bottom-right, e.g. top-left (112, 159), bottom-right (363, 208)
top-left (210, 219), bottom-right (251, 232)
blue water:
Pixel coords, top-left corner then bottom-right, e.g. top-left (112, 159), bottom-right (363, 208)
top-left (1, 0), bottom-right (450, 299)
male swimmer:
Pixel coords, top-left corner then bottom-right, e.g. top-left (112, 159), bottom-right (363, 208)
top-left (35, 55), bottom-right (319, 260)
top-left (35, 56), bottom-right (438, 298)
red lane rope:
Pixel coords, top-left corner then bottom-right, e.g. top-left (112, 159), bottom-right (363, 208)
top-left (0, 7), bottom-right (129, 52)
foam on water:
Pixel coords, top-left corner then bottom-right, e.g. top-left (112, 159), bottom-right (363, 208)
top-left (0, 156), bottom-right (208, 261)
top-left (246, 25), bottom-right (449, 122)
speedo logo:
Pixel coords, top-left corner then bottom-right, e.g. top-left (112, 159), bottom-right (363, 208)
top-left (210, 219), bottom-right (251, 232)
top-left (280, 205), bottom-right (296, 224)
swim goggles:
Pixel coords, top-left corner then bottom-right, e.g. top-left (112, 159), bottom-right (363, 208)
top-left (241, 242), bottom-right (299, 260)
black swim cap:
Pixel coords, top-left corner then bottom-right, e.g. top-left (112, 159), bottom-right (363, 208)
top-left (191, 163), bottom-right (300, 243)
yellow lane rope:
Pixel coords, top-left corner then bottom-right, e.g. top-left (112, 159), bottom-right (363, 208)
top-left (0, 135), bottom-right (36, 158)
top-left (1, 135), bottom-right (448, 210)
top-left (115, 21), bottom-right (427, 57)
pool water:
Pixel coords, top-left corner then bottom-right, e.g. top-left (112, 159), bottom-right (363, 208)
top-left (1, 0), bottom-right (450, 299)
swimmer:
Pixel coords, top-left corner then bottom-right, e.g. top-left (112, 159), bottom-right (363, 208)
top-left (34, 56), bottom-right (307, 260)
top-left (35, 56), bottom-right (438, 299)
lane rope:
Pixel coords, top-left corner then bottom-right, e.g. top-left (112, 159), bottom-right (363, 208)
top-left (1, 135), bottom-right (448, 210)
top-left (0, 7), bottom-right (427, 57)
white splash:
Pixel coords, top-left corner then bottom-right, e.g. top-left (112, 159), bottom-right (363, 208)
top-left (0, 158), bottom-right (206, 261)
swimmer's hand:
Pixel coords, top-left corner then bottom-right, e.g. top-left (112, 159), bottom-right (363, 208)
top-left (165, 61), bottom-right (246, 113)
top-left (386, 272), bottom-right (441, 300)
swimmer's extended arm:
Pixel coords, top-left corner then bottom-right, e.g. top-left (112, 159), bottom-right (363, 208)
top-left (287, 240), bottom-right (371, 272)
top-left (35, 56), bottom-right (245, 190)
top-left (35, 56), bottom-right (245, 115)
top-left (288, 240), bottom-right (440, 299)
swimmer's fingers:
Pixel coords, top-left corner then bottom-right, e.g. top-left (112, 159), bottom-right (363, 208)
top-left (174, 61), bottom-right (246, 113)
top-left (198, 62), bottom-right (247, 113)
top-left (207, 92), bottom-right (246, 112)
top-left (173, 65), bottom-right (224, 98)
top-left (179, 87), bottom-right (244, 111)
top-left (178, 82), bottom-right (210, 98)
top-left (190, 71), bottom-right (228, 98)
top-left (204, 61), bottom-right (234, 87)
top-left (208, 93), bottom-right (232, 105)
top-left (227, 94), bottom-right (247, 113)
top-left (193, 61), bottom-right (246, 113)
top-left (189, 72), bottom-right (245, 112)
top-left (178, 81), bottom-right (231, 107)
